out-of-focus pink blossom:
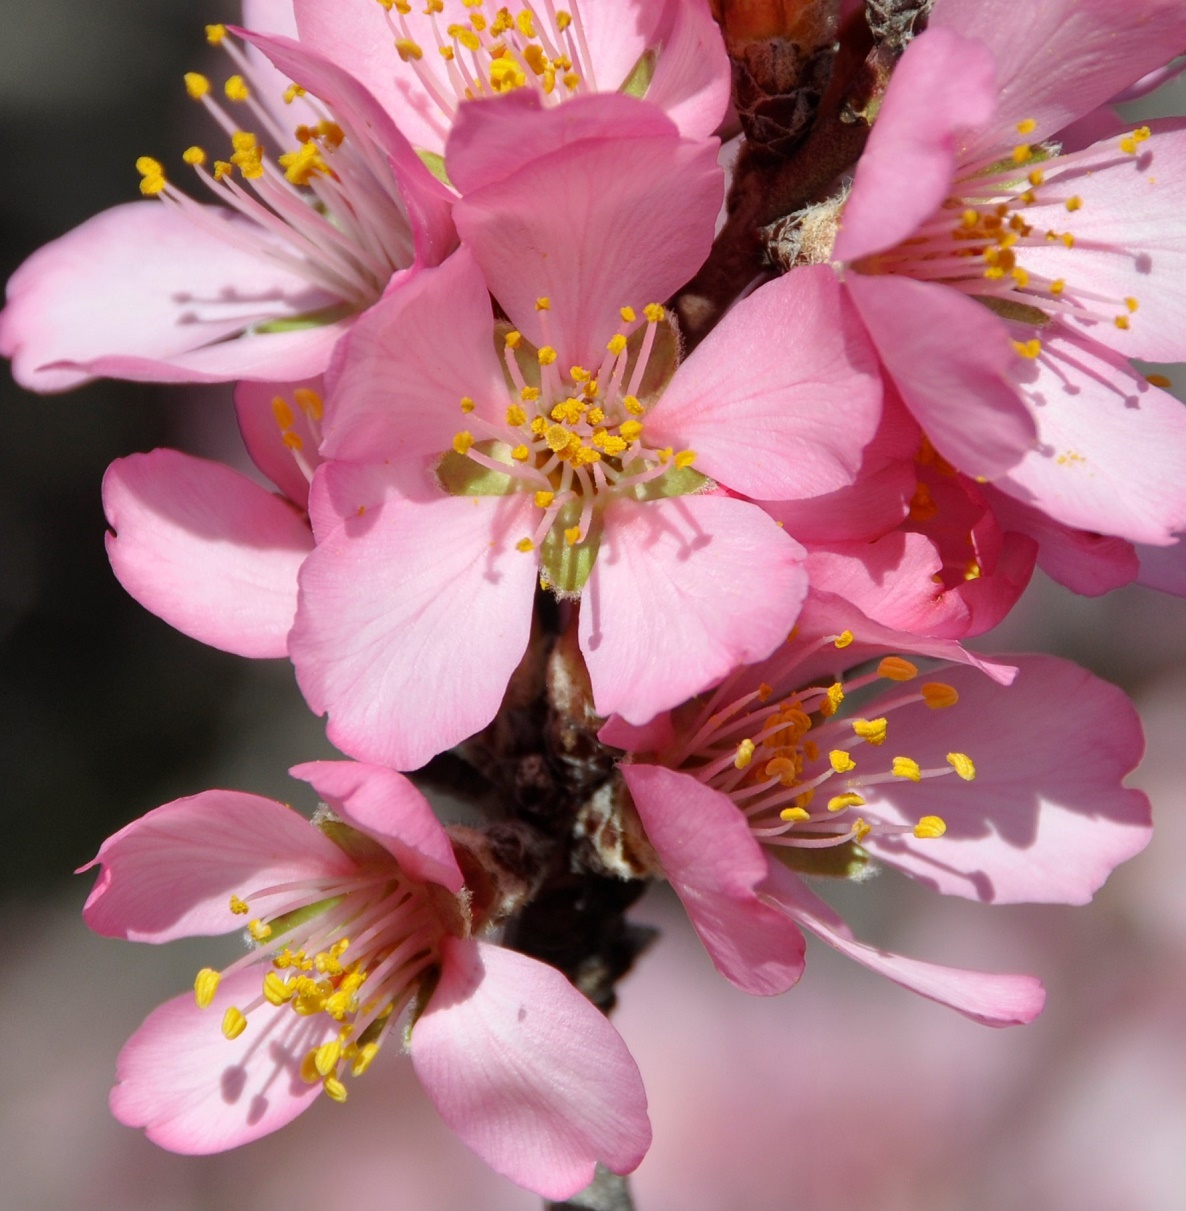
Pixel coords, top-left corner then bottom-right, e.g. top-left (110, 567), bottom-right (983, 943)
top-left (609, 593), bottom-right (1150, 1023)
top-left (81, 761), bottom-right (650, 1198)
top-left (831, 3), bottom-right (1186, 549)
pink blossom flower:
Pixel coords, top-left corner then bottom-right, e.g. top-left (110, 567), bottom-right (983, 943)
top-left (607, 593), bottom-right (1151, 1024)
top-left (288, 0), bottom-right (731, 154)
top-left (290, 94), bottom-right (883, 769)
top-left (0, 15), bottom-right (454, 391)
top-left (81, 759), bottom-right (650, 1199)
top-left (832, 1), bottom-right (1186, 547)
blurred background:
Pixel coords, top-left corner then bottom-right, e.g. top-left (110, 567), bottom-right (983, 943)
top-left (3, 4), bottom-right (1186, 1208)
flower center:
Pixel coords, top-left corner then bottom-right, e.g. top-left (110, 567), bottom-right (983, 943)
top-left (662, 632), bottom-right (977, 869)
top-left (135, 24), bottom-right (414, 326)
top-left (439, 299), bottom-right (701, 594)
top-left (855, 119), bottom-right (1155, 364)
top-left (190, 819), bottom-right (447, 1105)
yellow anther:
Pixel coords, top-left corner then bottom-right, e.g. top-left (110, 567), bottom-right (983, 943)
top-left (248, 919), bottom-right (273, 941)
top-left (520, 385), bottom-right (540, 402)
top-left (490, 54), bottom-right (527, 91)
top-left (424, 0), bottom-right (444, 12)
top-left (221, 1006), bottom-right (248, 1040)
top-left (1012, 143), bottom-right (1033, 164)
top-left (828, 792), bottom-right (865, 813)
top-left (511, 444), bottom-right (530, 461)
top-left (562, 70), bottom-right (580, 90)
top-left (505, 403), bottom-right (527, 426)
top-left (964, 560), bottom-right (982, 581)
top-left (1027, 167), bottom-right (1044, 186)
top-left (780, 806), bottom-right (811, 823)
top-left (586, 407), bottom-right (605, 425)
top-left (272, 397), bottom-right (295, 429)
top-left (300, 1049), bottom-right (321, 1083)
top-left (524, 43), bottom-right (548, 73)
top-left (228, 894), bottom-right (250, 916)
top-left (598, 434), bottom-right (628, 456)
top-left (530, 416), bottom-right (548, 436)
top-left (818, 682), bottom-right (845, 718)
top-left (1114, 315), bottom-right (1130, 330)
top-left (556, 9), bottom-right (573, 29)
top-left (1120, 127), bottom-right (1151, 154)
top-left (283, 83), bottom-right (307, 104)
top-left (224, 75), bottom-right (250, 102)
top-left (537, 345), bottom-right (557, 365)
top-left (516, 8), bottom-right (537, 36)
top-left (623, 395), bottom-right (644, 416)
top-left (829, 749), bottom-right (856, 774)
top-left (757, 683), bottom-right (773, 702)
top-left (607, 334), bottom-right (627, 356)
top-left (852, 717), bottom-right (888, 746)
top-left (262, 971), bottom-right (292, 1006)
top-left (1012, 339), bottom-right (1042, 359)
top-left (1125, 297), bottom-right (1139, 313)
top-left (851, 818), bottom-right (871, 842)
top-left (183, 146), bottom-right (207, 166)
top-left (323, 1075), bottom-right (349, 1103)
top-left (1016, 117), bottom-right (1037, 135)
top-left (295, 388), bottom-right (324, 420)
top-left (763, 756), bottom-right (799, 786)
top-left (184, 72), bottom-right (211, 100)
top-left (1012, 267), bottom-right (1030, 288)
top-left (533, 490), bottom-right (555, 509)
top-left (395, 38), bottom-right (424, 61)
top-left (205, 23), bottom-right (228, 45)
top-left (213, 161), bottom-right (234, 180)
top-left (352, 1041), bottom-right (381, 1076)
top-left (913, 815), bottom-right (948, 839)
top-left (449, 24), bottom-right (481, 51)
top-left (644, 303), bottom-right (665, 323)
top-left (569, 366), bottom-right (591, 383)
top-left (946, 752), bottom-right (976, 781)
top-left (544, 424), bottom-right (571, 452)
top-left (314, 1039), bottom-right (343, 1077)
top-left (833, 630), bottom-right (854, 649)
top-left (505, 330), bottom-right (522, 349)
top-left (459, 395), bottom-right (475, 413)
top-left (282, 432), bottom-right (304, 452)
top-left (1146, 373), bottom-right (1173, 389)
top-left (891, 756), bottom-right (922, 782)
top-left (878, 656), bottom-right (918, 682)
top-left (920, 682), bottom-right (959, 709)
top-left (673, 450), bottom-right (697, 470)
top-left (516, 537), bottom-right (535, 553)
top-left (534, 296), bottom-right (551, 311)
top-left (550, 397), bottom-right (584, 424)
top-left (1049, 279), bottom-right (1065, 296)
top-left (453, 430), bottom-right (474, 455)
top-left (564, 525), bottom-right (582, 546)
top-left (619, 306), bottom-right (636, 323)
top-left (279, 142), bottom-right (329, 185)
top-left (619, 419), bottom-right (643, 442)
top-left (960, 208), bottom-right (979, 229)
top-left (1065, 195), bottom-right (1082, 212)
top-left (1062, 232), bottom-right (1075, 248)
top-left (734, 738), bottom-right (755, 770)
top-left (194, 968), bottom-right (221, 1009)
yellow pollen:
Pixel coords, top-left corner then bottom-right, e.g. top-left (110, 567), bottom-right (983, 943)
top-left (964, 560), bottom-right (981, 581)
top-left (1049, 279), bottom-right (1065, 296)
top-left (314, 1039), bottom-right (342, 1077)
top-left (224, 75), bottom-right (250, 102)
top-left (1114, 315), bottom-right (1130, 330)
top-left (490, 54), bottom-right (527, 91)
top-left (920, 682), bottom-right (959, 709)
top-left (459, 395), bottom-right (475, 413)
top-left (734, 738), bottom-right (755, 769)
top-left (1012, 267), bottom-right (1030, 288)
top-left (205, 23), bottom-right (227, 44)
top-left (184, 72), bottom-right (211, 100)
top-left (852, 717), bottom-right (888, 746)
top-left (516, 9), bottom-right (537, 36)
top-left (538, 345), bottom-right (557, 365)
top-left (282, 433), bottom-right (303, 451)
top-left (271, 396), bottom-right (295, 427)
top-left (516, 537), bottom-right (535, 552)
top-left (852, 818), bottom-right (872, 843)
top-left (222, 1006), bottom-right (248, 1039)
top-left (556, 10), bottom-right (573, 30)
top-left (453, 430), bottom-right (474, 455)
top-left (780, 806), bottom-right (811, 823)
top-left (284, 83), bottom-right (307, 103)
top-left (194, 968), bottom-right (221, 1009)
top-left (1062, 232), bottom-right (1075, 248)
top-left (511, 444), bottom-right (530, 461)
top-left (323, 1075), bottom-right (349, 1103)
top-left (1065, 195), bottom-right (1082, 212)
top-left (960, 208), bottom-right (979, 228)
top-left (535, 296), bottom-right (551, 310)
top-left (619, 419), bottom-right (643, 442)
top-left (891, 756), bottom-right (922, 782)
top-left (228, 895), bottom-right (250, 916)
top-left (619, 306), bottom-right (636, 323)
top-left (644, 303), bottom-right (665, 323)
top-left (262, 972), bottom-right (292, 1006)
top-left (523, 43), bottom-right (548, 73)
top-left (764, 756), bottom-right (799, 786)
top-left (586, 407), bottom-right (605, 424)
top-left (1027, 167), bottom-right (1045, 186)
top-left (829, 749), bottom-right (856, 773)
top-left (505, 403), bottom-right (527, 426)
top-left (544, 424), bottom-right (571, 453)
top-left (674, 450), bottom-right (697, 470)
top-left (352, 1041), bottom-right (381, 1076)
top-left (569, 365), bottom-right (590, 382)
top-left (947, 752), bottom-right (976, 781)
top-left (1126, 297), bottom-right (1139, 313)
top-left (551, 397), bottom-right (584, 424)
top-left (504, 330), bottom-right (522, 349)
top-left (757, 683), bottom-right (773, 702)
top-left (623, 395), bottom-right (644, 416)
top-left (1012, 339), bottom-right (1042, 359)
top-left (607, 334), bottom-right (627, 356)
top-left (295, 388), bottom-right (323, 420)
top-left (213, 161), bottom-right (234, 180)
top-left (833, 630), bottom-right (854, 649)
top-left (248, 919), bottom-right (273, 941)
top-left (1012, 143), bottom-right (1033, 164)
top-left (1016, 118), bottom-right (1037, 135)
top-left (533, 490), bottom-right (555, 508)
top-left (395, 38), bottom-right (424, 62)
top-left (828, 792), bottom-right (865, 813)
top-left (520, 386), bottom-right (541, 402)
top-left (819, 682), bottom-right (845, 717)
top-left (878, 656), bottom-right (918, 682)
top-left (183, 146), bottom-right (207, 166)
top-left (913, 815), bottom-right (948, 839)
top-left (564, 526), bottom-right (582, 546)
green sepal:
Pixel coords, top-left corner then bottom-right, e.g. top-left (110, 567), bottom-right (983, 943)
top-left (417, 148), bottom-right (453, 187)
top-left (262, 894), bottom-right (345, 942)
top-left (627, 461), bottom-right (708, 502)
top-left (768, 839), bottom-right (872, 880)
top-left (977, 296), bottom-right (1050, 326)
top-left (436, 443), bottom-right (518, 497)
top-left (539, 497), bottom-right (603, 595)
top-left (620, 49), bottom-right (656, 99)
top-left (253, 302), bottom-right (354, 334)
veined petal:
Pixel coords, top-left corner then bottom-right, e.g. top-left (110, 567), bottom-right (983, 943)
top-left (81, 790), bottom-right (354, 943)
top-left (103, 450), bottom-right (312, 659)
top-left (412, 937), bottom-right (651, 1201)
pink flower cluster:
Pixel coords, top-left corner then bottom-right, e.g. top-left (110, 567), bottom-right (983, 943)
top-left (5, 0), bottom-right (1182, 1197)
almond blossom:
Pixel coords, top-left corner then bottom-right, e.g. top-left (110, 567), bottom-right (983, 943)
top-left (606, 593), bottom-right (1151, 1023)
top-left (81, 759), bottom-right (650, 1199)
top-left (830, 0), bottom-right (1186, 548)
top-left (290, 93), bottom-right (883, 770)
top-left (0, 13), bottom-right (454, 390)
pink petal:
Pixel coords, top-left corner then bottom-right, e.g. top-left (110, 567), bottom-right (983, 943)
top-left (844, 272), bottom-right (1036, 479)
top-left (931, 0), bottom-right (1186, 152)
top-left (996, 330), bottom-right (1186, 544)
top-left (290, 482), bottom-right (539, 770)
top-left (642, 0), bottom-right (732, 139)
top-left (233, 376), bottom-right (323, 510)
top-left (622, 765), bottom-right (806, 995)
top-left (451, 94), bottom-right (722, 368)
top-left (103, 450), bottom-right (312, 659)
top-left (645, 267), bottom-right (883, 499)
top-left (581, 494), bottom-right (808, 724)
top-left (762, 864), bottom-right (1046, 1026)
top-left (835, 28), bottom-right (997, 262)
top-left (81, 790), bottom-right (354, 943)
top-left (0, 202), bottom-right (339, 391)
top-left (290, 760), bottom-right (464, 892)
top-left (412, 937), bottom-right (651, 1201)
top-left (321, 252), bottom-right (504, 462)
top-left (858, 656), bottom-right (1152, 905)
top-left (110, 966), bottom-right (337, 1153)
top-left (598, 711), bottom-right (677, 755)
